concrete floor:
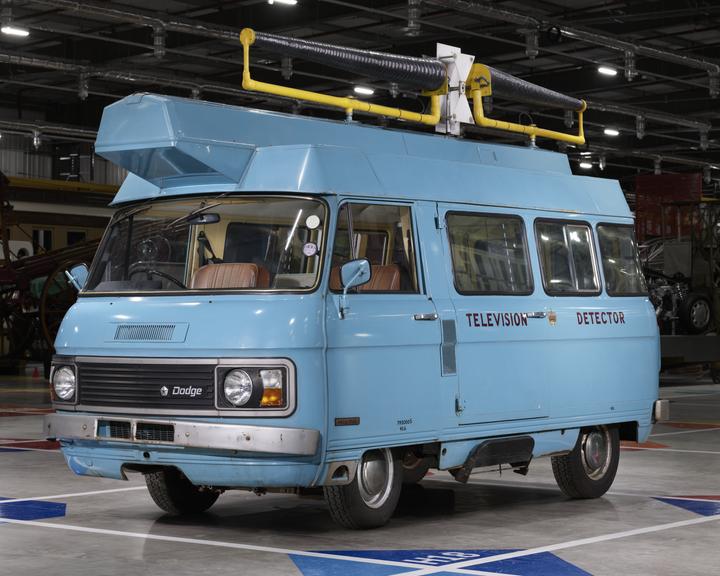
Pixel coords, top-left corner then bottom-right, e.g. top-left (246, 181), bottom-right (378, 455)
top-left (1, 374), bottom-right (719, 576)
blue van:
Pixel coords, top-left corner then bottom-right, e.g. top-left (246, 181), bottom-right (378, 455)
top-left (45, 32), bottom-right (664, 529)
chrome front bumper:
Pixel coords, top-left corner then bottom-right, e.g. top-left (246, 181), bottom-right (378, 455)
top-left (44, 412), bottom-right (320, 456)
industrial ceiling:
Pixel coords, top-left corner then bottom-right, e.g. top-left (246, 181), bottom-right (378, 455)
top-left (1, 0), bottom-right (719, 191)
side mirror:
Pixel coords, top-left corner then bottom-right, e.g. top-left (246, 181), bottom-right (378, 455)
top-left (65, 263), bottom-right (89, 291)
top-left (338, 259), bottom-right (371, 319)
top-left (340, 259), bottom-right (371, 292)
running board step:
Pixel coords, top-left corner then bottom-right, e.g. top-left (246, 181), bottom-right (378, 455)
top-left (451, 436), bottom-right (534, 483)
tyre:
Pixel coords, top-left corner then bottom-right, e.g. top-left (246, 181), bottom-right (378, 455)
top-left (401, 453), bottom-right (431, 484)
top-left (145, 467), bottom-right (219, 515)
top-left (680, 293), bottom-right (712, 334)
top-left (324, 448), bottom-right (402, 529)
top-left (551, 426), bottom-right (619, 499)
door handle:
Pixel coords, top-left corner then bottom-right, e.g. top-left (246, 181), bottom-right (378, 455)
top-left (527, 311), bottom-right (546, 319)
top-left (414, 313), bottom-right (438, 321)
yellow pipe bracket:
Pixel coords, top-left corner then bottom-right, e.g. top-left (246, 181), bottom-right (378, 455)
top-left (467, 63), bottom-right (586, 145)
top-left (240, 28), bottom-right (442, 126)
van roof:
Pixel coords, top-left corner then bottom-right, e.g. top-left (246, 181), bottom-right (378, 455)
top-left (96, 93), bottom-right (631, 218)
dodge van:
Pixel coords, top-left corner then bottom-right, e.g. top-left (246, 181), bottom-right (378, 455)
top-left (45, 31), bottom-right (663, 529)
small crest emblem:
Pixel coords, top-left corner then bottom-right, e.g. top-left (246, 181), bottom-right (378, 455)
top-left (160, 386), bottom-right (169, 397)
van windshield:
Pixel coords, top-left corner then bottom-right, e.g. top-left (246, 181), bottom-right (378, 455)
top-left (85, 196), bottom-right (326, 293)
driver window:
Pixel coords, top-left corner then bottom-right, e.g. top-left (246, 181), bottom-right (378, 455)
top-left (330, 203), bottom-right (418, 293)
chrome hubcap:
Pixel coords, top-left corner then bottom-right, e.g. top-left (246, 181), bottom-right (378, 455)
top-left (581, 427), bottom-right (611, 479)
top-left (357, 448), bottom-right (394, 509)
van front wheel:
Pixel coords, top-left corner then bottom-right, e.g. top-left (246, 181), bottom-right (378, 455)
top-left (145, 468), bottom-right (219, 515)
top-left (324, 448), bottom-right (402, 529)
top-left (551, 426), bottom-right (619, 499)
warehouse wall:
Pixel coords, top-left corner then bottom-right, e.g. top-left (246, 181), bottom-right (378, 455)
top-left (0, 133), bottom-right (126, 186)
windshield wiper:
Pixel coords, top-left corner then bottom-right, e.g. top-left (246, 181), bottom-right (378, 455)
top-left (164, 193), bottom-right (229, 229)
top-left (114, 202), bottom-right (153, 223)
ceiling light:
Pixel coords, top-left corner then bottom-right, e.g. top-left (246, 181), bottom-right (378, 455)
top-left (579, 162), bottom-right (593, 169)
top-left (597, 66), bottom-right (617, 76)
top-left (267, 0), bottom-right (297, 5)
top-left (579, 151), bottom-right (592, 156)
top-left (353, 86), bottom-right (374, 96)
top-left (1, 25), bottom-right (29, 37)
top-left (603, 127), bottom-right (620, 136)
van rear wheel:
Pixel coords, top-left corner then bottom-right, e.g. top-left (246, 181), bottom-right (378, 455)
top-left (551, 426), bottom-right (619, 499)
top-left (324, 448), bottom-right (402, 529)
top-left (145, 468), bottom-right (219, 515)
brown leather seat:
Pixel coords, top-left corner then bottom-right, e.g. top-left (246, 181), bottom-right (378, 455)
top-left (361, 264), bottom-right (400, 292)
top-left (191, 263), bottom-right (258, 289)
top-left (256, 265), bottom-right (271, 289)
top-left (329, 264), bottom-right (400, 292)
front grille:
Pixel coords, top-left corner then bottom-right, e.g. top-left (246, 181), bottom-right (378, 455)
top-left (98, 420), bottom-right (131, 439)
top-left (78, 361), bottom-right (215, 409)
top-left (136, 423), bottom-right (174, 442)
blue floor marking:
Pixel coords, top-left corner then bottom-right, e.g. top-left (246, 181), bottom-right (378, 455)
top-left (0, 497), bottom-right (66, 522)
top-left (290, 549), bottom-right (592, 576)
top-left (655, 497), bottom-right (720, 517)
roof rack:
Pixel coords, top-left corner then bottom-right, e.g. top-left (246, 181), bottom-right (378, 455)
top-left (239, 28), bottom-right (586, 145)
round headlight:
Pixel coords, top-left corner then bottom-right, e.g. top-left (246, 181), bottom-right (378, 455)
top-left (52, 366), bottom-right (76, 401)
top-left (224, 369), bottom-right (253, 406)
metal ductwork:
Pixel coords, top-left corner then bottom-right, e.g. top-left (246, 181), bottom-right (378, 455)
top-left (26, 0), bottom-right (240, 42)
top-left (586, 100), bottom-right (711, 132)
top-left (0, 119), bottom-right (98, 141)
top-left (0, 50), bottom-right (256, 100)
top-left (423, 0), bottom-right (720, 96)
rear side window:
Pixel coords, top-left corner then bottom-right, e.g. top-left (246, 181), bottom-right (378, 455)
top-left (597, 225), bottom-right (647, 296)
top-left (535, 220), bottom-right (599, 295)
top-left (447, 212), bottom-right (532, 295)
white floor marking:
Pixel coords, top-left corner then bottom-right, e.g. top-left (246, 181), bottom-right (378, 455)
top-left (0, 446), bottom-right (60, 453)
top-left (0, 486), bottom-right (146, 504)
top-left (0, 439), bottom-right (51, 443)
top-left (620, 446), bottom-right (720, 455)
top-left (651, 427), bottom-right (720, 437)
top-left (0, 517), bottom-right (507, 576)
top-left (390, 514), bottom-right (720, 576)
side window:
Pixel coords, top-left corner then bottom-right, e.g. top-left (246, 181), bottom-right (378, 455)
top-left (331, 203), bottom-right (418, 293)
top-left (447, 212), bottom-right (532, 295)
top-left (597, 225), bottom-right (647, 296)
top-left (535, 220), bottom-right (599, 295)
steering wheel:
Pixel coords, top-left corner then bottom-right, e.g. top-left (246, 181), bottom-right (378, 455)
top-left (135, 236), bottom-right (172, 262)
top-left (129, 265), bottom-right (187, 289)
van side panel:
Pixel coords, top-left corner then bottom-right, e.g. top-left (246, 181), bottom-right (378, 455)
top-left (440, 205), bottom-right (658, 439)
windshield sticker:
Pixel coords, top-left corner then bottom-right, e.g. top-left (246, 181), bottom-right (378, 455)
top-left (305, 215), bottom-right (321, 230)
top-left (303, 242), bottom-right (318, 257)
